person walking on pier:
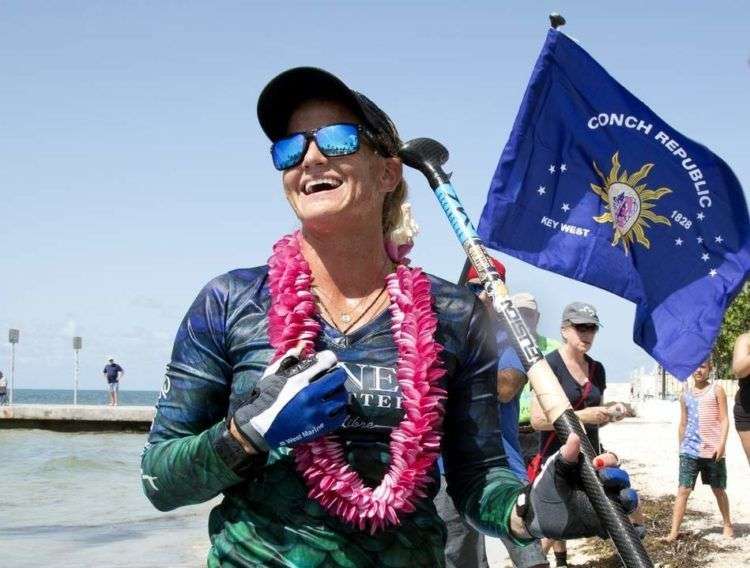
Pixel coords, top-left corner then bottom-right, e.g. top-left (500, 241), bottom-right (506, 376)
top-left (103, 358), bottom-right (124, 406)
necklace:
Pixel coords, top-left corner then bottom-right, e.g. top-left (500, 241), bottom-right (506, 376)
top-left (314, 284), bottom-right (387, 334)
top-left (267, 231), bottom-right (446, 532)
top-left (312, 256), bottom-right (390, 328)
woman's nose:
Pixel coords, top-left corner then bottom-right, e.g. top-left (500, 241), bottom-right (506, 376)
top-left (301, 139), bottom-right (327, 168)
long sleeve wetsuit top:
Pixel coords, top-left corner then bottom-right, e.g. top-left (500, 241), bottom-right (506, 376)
top-left (141, 267), bottom-right (525, 567)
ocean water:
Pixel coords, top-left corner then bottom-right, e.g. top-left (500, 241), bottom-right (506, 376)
top-left (1, 391), bottom-right (219, 567)
top-left (10, 388), bottom-right (160, 406)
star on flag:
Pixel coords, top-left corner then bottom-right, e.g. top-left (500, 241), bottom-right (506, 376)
top-left (709, 269), bottom-right (718, 278)
top-left (701, 253), bottom-right (709, 262)
top-left (675, 238), bottom-right (683, 246)
top-left (715, 235), bottom-right (724, 244)
top-left (561, 203), bottom-right (570, 212)
top-left (697, 237), bottom-right (703, 244)
top-left (560, 164), bottom-right (567, 172)
top-left (549, 164), bottom-right (556, 174)
top-left (696, 212), bottom-right (705, 221)
top-left (537, 185), bottom-right (546, 195)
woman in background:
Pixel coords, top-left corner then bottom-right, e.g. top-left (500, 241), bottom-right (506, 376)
top-left (732, 331), bottom-right (750, 464)
top-left (530, 302), bottom-right (625, 568)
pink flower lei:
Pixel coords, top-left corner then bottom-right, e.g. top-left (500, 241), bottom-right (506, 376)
top-left (267, 232), bottom-right (446, 533)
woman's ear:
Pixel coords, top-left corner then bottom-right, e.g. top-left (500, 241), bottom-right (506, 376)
top-left (380, 156), bottom-right (402, 194)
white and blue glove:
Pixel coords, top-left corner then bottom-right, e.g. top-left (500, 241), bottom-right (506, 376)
top-left (231, 349), bottom-right (348, 453)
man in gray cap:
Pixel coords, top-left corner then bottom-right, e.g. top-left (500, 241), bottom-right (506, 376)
top-left (511, 293), bottom-right (561, 426)
top-left (507, 292), bottom-right (563, 503)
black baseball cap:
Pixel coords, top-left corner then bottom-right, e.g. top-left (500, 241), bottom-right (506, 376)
top-left (562, 302), bottom-right (603, 327)
top-left (257, 67), bottom-right (400, 156)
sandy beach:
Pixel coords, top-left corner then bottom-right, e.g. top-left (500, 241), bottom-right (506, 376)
top-left (487, 383), bottom-right (750, 567)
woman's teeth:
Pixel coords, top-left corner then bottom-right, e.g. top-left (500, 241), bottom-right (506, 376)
top-left (303, 178), bottom-right (342, 195)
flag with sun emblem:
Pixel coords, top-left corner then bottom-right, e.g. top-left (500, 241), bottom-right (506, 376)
top-left (477, 28), bottom-right (750, 379)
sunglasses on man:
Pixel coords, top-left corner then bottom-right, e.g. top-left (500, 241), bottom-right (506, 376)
top-left (466, 282), bottom-right (486, 296)
top-left (271, 122), bottom-right (377, 171)
top-left (571, 323), bottom-right (599, 333)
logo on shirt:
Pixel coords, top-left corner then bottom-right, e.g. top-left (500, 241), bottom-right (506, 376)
top-left (339, 362), bottom-right (402, 411)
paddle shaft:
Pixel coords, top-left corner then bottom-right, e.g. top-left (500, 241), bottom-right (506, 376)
top-left (428, 178), bottom-right (652, 568)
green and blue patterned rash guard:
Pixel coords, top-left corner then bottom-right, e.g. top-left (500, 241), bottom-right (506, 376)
top-left (141, 266), bottom-right (526, 567)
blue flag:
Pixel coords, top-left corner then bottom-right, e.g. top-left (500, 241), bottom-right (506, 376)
top-left (477, 29), bottom-right (750, 380)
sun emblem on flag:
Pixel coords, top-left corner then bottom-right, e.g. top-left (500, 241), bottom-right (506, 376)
top-left (590, 152), bottom-right (672, 254)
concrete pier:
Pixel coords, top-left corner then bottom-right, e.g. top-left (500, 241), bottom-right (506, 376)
top-left (0, 404), bottom-right (155, 432)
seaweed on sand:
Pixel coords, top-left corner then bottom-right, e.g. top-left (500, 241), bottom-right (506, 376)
top-left (574, 495), bottom-right (736, 567)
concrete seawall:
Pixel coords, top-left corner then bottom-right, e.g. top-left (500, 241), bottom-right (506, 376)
top-left (0, 404), bottom-right (155, 432)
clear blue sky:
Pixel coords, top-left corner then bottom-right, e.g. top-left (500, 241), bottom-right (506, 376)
top-left (2, 1), bottom-right (748, 391)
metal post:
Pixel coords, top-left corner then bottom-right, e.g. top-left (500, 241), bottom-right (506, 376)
top-left (661, 366), bottom-right (666, 400)
top-left (73, 337), bottom-right (82, 405)
top-left (8, 329), bottom-right (19, 406)
top-left (74, 350), bottom-right (79, 405)
top-left (10, 343), bottom-right (16, 405)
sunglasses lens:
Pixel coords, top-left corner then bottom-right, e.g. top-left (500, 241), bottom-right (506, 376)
top-left (467, 282), bottom-right (484, 295)
top-left (271, 133), bottom-right (306, 170)
top-left (316, 123), bottom-right (360, 157)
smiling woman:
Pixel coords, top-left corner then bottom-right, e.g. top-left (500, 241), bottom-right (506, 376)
top-left (139, 67), bottom-right (639, 568)
top-left (280, 99), bottom-right (400, 245)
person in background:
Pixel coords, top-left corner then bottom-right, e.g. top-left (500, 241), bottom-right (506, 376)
top-left (530, 302), bottom-right (625, 568)
top-left (511, 293), bottom-right (561, 468)
top-left (732, 331), bottom-right (750, 465)
top-left (0, 371), bottom-right (7, 405)
top-left (666, 358), bottom-right (733, 541)
top-left (439, 260), bottom-right (549, 568)
top-left (102, 357), bottom-right (124, 406)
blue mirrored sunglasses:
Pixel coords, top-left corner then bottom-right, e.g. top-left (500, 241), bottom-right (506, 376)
top-left (270, 123), bottom-right (375, 171)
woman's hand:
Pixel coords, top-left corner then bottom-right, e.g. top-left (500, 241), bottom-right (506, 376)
top-left (511, 433), bottom-right (642, 541)
top-left (230, 349), bottom-right (348, 453)
top-left (577, 406), bottom-right (611, 426)
top-left (606, 402), bottom-right (628, 422)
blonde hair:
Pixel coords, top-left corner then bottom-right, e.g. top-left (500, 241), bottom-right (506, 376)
top-left (383, 179), bottom-right (408, 237)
